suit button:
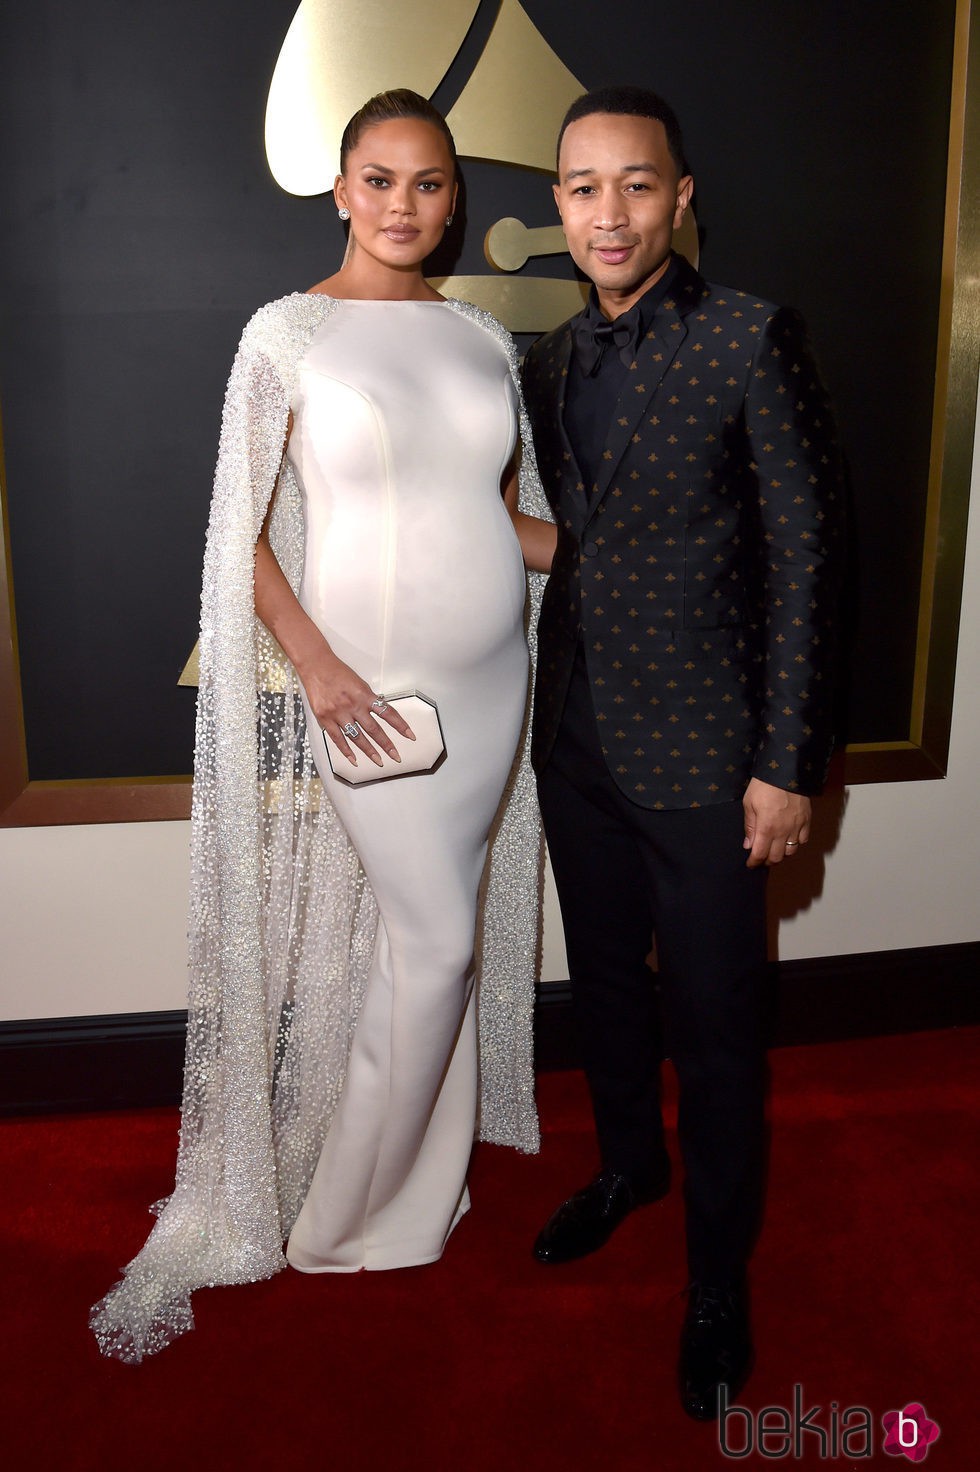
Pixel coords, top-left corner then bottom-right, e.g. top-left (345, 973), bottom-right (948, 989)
top-left (583, 541), bottom-right (599, 558)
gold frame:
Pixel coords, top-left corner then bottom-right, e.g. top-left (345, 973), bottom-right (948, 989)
top-left (0, 403), bottom-right (192, 824)
top-left (1, 0), bottom-right (978, 825)
top-left (843, 0), bottom-right (980, 782)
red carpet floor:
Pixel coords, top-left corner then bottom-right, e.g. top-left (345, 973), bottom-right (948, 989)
top-left (2, 1027), bottom-right (975, 1469)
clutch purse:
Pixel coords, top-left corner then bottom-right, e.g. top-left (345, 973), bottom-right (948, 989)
top-left (324, 690), bottom-right (446, 787)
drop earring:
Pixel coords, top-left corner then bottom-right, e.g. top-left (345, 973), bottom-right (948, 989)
top-left (338, 207), bottom-right (351, 221)
top-left (445, 215), bottom-right (454, 227)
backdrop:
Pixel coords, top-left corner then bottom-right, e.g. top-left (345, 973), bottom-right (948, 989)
top-left (0, 0), bottom-right (959, 780)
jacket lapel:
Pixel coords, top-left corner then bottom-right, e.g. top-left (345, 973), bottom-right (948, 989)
top-left (586, 261), bottom-right (704, 520)
top-left (551, 320), bottom-right (592, 539)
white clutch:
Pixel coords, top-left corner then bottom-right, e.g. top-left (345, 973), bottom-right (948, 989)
top-left (324, 691), bottom-right (446, 787)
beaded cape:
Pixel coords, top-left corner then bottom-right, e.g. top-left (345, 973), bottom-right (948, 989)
top-left (90, 294), bottom-right (551, 1362)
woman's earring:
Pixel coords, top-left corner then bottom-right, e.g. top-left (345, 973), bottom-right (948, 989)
top-left (338, 207), bottom-right (351, 221)
top-left (445, 214), bottom-right (454, 227)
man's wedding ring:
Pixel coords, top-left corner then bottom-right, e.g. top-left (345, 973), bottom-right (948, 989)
top-left (341, 721), bottom-right (361, 740)
top-left (371, 698), bottom-right (389, 714)
top-left (785, 840), bottom-right (799, 847)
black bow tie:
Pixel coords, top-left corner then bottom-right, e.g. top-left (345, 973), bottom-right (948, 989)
top-left (572, 305), bottom-right (643, 377)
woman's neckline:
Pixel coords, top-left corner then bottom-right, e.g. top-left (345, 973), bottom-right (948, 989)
top-left (302, 292), bottom-right (447, 305)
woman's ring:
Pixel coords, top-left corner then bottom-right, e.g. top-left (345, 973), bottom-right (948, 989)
top-left (341, 721), bottom-right (361, 740)
top-left (785, 840), bottom-right (799, 847)
top-left (371, 698), bottom-right (389, 714)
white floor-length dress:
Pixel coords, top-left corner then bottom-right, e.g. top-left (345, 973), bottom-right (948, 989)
top-left (285, 300), bottom-right (529, 1271)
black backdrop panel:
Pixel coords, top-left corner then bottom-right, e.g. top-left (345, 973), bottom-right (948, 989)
top-left (0, 1), bottom-right (957, 779)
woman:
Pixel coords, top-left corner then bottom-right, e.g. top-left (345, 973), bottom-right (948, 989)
top-left (91, 89), bottom-right (555, 1361)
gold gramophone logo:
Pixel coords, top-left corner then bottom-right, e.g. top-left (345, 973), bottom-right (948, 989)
top-left (264, 0), bottom-right (698, 331)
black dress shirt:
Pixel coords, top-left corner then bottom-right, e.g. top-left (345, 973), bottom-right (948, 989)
top-left (564, 255), bottom-right (680, 490)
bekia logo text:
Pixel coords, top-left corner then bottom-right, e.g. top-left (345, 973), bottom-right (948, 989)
top-left (719, 1385), bottom-right (941, 1461)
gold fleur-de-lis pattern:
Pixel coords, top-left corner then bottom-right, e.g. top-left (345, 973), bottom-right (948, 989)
top-left (521, 256), bottom-right (844, 810)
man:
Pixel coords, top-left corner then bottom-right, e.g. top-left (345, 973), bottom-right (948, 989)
top-left (521, 86), bottom-right (843, 1420)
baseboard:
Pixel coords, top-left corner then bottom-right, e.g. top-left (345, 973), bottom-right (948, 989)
top-left (1, 943), bottom-right (977, 1114)
top-left (0, 1010), bottom-right (188, 1115)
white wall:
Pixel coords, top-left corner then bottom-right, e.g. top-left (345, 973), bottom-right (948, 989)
top-left (2, 395), bottom-right (979, 1022)
top-left (0, 819), bottom-right (191, 1020)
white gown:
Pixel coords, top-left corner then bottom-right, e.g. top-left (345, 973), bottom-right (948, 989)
top-left (285, 300), bottom-right (529, 1271)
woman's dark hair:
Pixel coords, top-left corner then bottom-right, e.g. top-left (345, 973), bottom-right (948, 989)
top-left (556, 85), bottom-right (688, 176)
top-left (339, 89), bottom-right (458, 176)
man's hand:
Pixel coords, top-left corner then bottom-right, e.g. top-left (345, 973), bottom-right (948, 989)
top-left (742, 778), bottom-right (811, 868)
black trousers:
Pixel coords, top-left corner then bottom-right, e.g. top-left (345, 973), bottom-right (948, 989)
top-left (537, 648), bottom-right (768, 1285)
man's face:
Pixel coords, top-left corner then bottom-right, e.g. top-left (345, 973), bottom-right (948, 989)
top-left (554, 112), bottom-right (693, 312)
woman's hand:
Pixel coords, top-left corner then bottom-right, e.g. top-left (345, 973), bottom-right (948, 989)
top-left (300, 649), bottom-right (415, 768)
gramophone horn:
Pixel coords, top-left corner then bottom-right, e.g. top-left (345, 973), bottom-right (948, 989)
top-left (446, 0), bottom-right (583, 173)
top-left (265, 0), bottom-right (480, 196)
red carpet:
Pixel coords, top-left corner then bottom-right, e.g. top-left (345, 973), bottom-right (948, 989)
top-left (2, 1027), bottom-right (975, 1469)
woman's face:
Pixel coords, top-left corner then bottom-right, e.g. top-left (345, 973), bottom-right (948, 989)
top-left (335, 117), bottom-right (457, 272)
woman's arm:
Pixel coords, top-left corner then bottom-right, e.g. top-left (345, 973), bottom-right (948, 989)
top-left (502, 451), bottom-right (556, 574)
top-left (254, 423), bottom-right (413, 767)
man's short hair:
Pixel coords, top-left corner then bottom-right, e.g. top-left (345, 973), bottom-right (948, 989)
top-left (556, 85), bottom-right (688, 176)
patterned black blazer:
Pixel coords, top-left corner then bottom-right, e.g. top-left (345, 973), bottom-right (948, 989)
top-left (521, 254), bottom-right (844, 810)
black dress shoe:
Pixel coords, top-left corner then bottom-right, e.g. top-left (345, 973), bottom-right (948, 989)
top-left (678, 1281), bottom-right (754, 1421)
top-left (532, 1164), bottom-right (670, 1264)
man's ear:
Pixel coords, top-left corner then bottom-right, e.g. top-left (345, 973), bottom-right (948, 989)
top-left (552, 181), bottom-right (563, 220)
top-left (674, 174), bottom-right (694, 226)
